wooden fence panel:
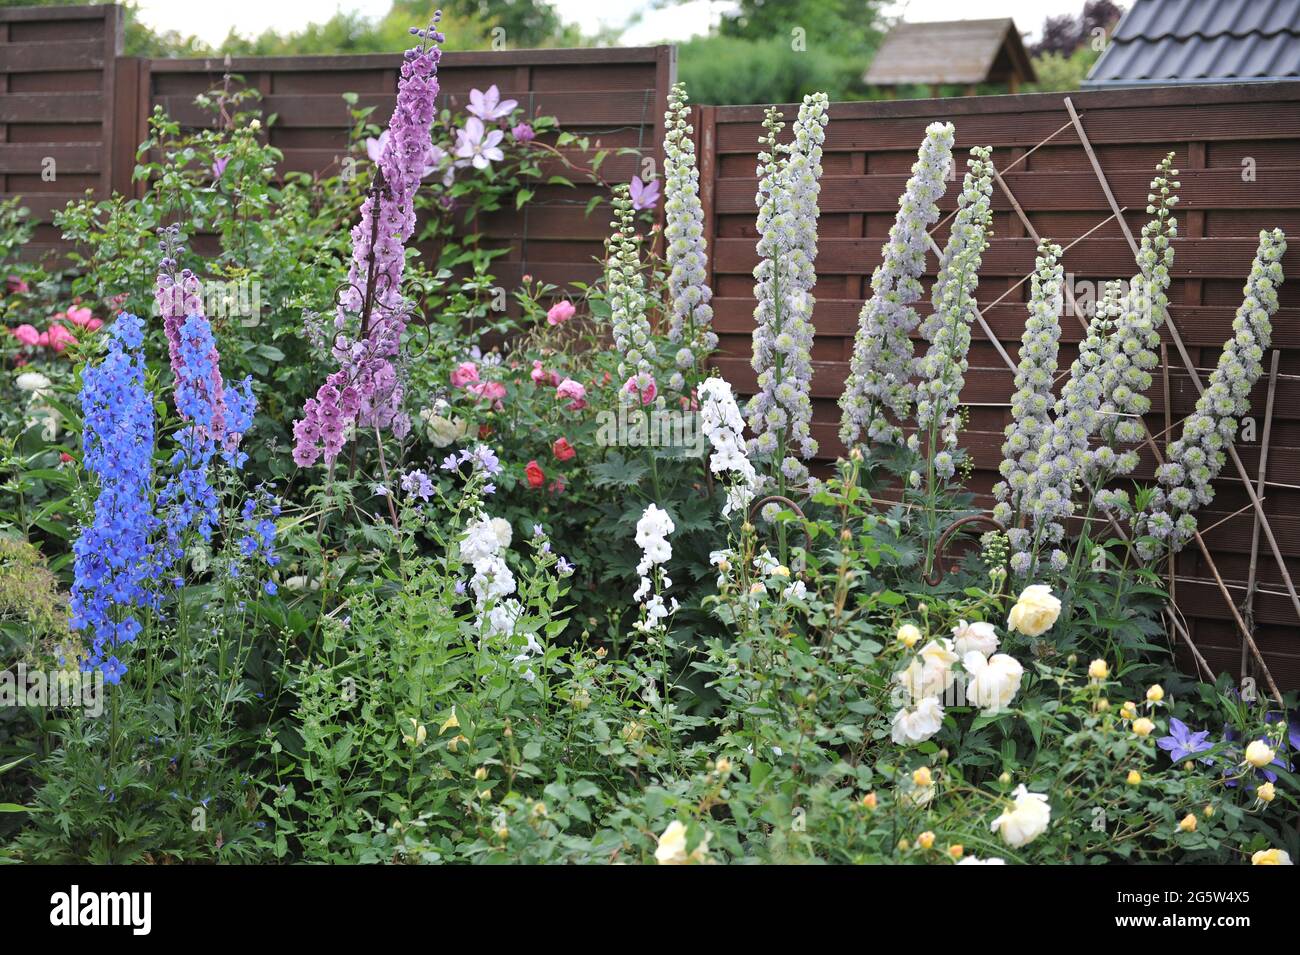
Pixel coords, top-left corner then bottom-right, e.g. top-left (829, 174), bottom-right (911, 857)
top-left (700, 82), bottom-right (1300, 689)
top-left (0, 3), bottom-right (120, 259)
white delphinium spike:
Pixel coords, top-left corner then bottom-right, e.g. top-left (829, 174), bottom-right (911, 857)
top-left (1006, 282), bottom-right (1121, 575)
top-left (1009, 155), bottom-right (1182, 575)
top-left (1088, 153), bottom-right (1179, 481)
top-left (606, 186), bottom-right (656, 402)
top-left (746, 94), bottom-right (829, 490)
top-left (633, 503), bottom-right (679, 633)
top-left (840, 122), bottom-right (954, 447)
top-left (1137, 228), bottom-right (1286, 557)
top-left (913, 145), bottom-right (994, 480)
top-left (698, 376), bottom-right (758, 518)
top-left (993, 241), bottom-right (1064, 527)
top-left (662, 82), bottom-right (716, 395)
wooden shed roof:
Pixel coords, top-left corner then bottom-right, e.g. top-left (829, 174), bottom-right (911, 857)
top-left (864, 17), bottom-right (1036, 86)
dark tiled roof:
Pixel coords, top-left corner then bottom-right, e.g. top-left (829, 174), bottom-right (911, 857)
top-left (1086, 0), bottom-right (1300, 85)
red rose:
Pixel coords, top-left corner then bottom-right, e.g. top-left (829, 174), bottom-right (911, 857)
top-left (552, 437), bottom-right (576, 462)
top-left (525, 459), bottom-right (546, 489)
top-left (59, 452), bottom-right (73, 464)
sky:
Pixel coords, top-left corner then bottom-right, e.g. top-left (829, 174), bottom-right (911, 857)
top-left (132, 0), bottom-right (1092, 47)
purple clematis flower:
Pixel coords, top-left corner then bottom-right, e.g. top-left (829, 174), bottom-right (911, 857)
top-left (629, 175), bottom-right (660, 211)
top-left (1157, 717), bottom-right (1214, 763)
top-left (454, 118), bottom-right (505, 170)
top-left (467, 85), bottom-right (518, 122)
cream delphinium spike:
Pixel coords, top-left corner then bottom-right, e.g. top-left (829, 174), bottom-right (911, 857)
top-left (912, 145), bottom-right (994, 485)
top-left (662, 82), bottom-right (716, 396)
top-left (993, 241), bottom-right (1064, 529)
top-left (605, 185), bottom-right (656, 404)
top-left (1136, 228), bottom-right (1287, 557)
top-left (746, 93), bottom-right (829, 492)
top-left (839, 122), bottom-right (954, 448)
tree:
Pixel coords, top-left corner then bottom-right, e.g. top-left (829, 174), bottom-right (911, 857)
top-left (716, 0), bottom-right (885, 60)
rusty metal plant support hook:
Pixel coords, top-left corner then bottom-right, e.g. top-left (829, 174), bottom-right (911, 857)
top-left (746, 494), bottom-right (814, 556)
top-left (923, 513), bottom-right (1007, 586)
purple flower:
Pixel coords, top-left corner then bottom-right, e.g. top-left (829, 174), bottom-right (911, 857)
top-left (400, 468), bottom-right (435, 501)
top-left (1157, 717), bottom-right (1214, 763)
top-left (556, 557), bottom-right (574, 577)
top-left (467, 85), bottom-right (517, 122)
top-left (511, 122), bottom-right (535, 143)
top-left (365, 129), bottom-right (445, 178)
top-left (629, 175), bottom-right (660, 211)
top-left (211, 157), bottom-right (229, 179)
top-left (454, 117), bottom-right (505, 170)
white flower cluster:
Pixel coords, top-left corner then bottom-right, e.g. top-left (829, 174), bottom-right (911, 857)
top-left (913, 145), bottom-right (994, 478)
top-left (633, 503), bottom-right (679, 632)
top-left (890, 617), bottom-right (1023, 746)
top-left (698, 376), bottom-right (759, 518)
top-left (1001, 156), bottom-right (1180, 576)
top-left (1137, 228), bottom-right (1287, 556)
top-left (993, 242), bottom-right (1064, 530)
top-left (746, 94), bottom-right (829, 488)
top-left (605, 187), bottom-right (656, 396)
top-left (840, 122), bottom-right (954, 447)
top-left (460, 515), bottom-right (541, 671)
top-left (662, 82), bottom-right (717, 394)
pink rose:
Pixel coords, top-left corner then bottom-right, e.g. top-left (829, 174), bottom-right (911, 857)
top-left (46, 324), bottom-right (77, 353)
top-left (12, 324), bottom-right (40, 346)
top-left (555, 377), bottom-right (586, 411)
top-left (623, 374), bottom-right (657, 406)
top-left (66, 306), bottom-right (95, 327)
top-left (546, 300), bottom-right (576, 326)
top-left (467, 380), bottom-right (506, 402)
top-left (451, 361), bottom-right (480, 388)
top-left (530, 359), bottom-right (558, 387)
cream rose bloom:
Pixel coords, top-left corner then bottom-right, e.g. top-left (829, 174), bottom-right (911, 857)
top-left (1244, 740), bottom-right (1275, 768)
top-left (957, 856), bottom-right (1006, 865)
top-left (891, 696), bottom-right (945, 745)
top-left (990, 784), bottom-right (1051, 848)
top-left (952, 619), bottom-right (998, 658)
top-left (1251, 848), bottom-right (1293, 865)
top-left (1007, 584), bottom-right (1061, 637)
top-left (16, 371), bottom-right (52, 396)
top-left (895, 639), bottom-right (960, 702)
top-left (654, 820), bottom-right (710, 865)
top-left (963, 651), bottom-right (1024, 713)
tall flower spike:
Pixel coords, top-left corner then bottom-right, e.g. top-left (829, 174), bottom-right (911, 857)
top-left (605, 185), bottom-right (656, 401)
top-left (154, 226), bottom-right (228, 446)
top-left (662, 82), bottom-right (716, 395)
top-left (293, 17), bottom-right (444, 467)
top-left (913, 145), bottom-right (994, 480)
top-left (70, 313), bottom-right (159, 685)
top-left (993, 241), bottom-right (1064, 526)
top-left (840, 122), bottom-right (954, 447)
top-left (746, 93), bottom-right (829, 488)
top-left (1138, 228), bottom-right (1286, 556)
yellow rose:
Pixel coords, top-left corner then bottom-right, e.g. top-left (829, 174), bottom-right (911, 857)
top-left (1120, 701), bottom-right (1138, 721)
top-left (1178, 813), bottom-right (1197, 833)
top-left (1132, 717), bottom-right (1155, 737)
top-left (1244, 740), bottom-right (1275, 768)
top-left (917, 831), bottom-right (935, 850)
top-left (1251, 848), bottom-right (1293, 865)
top-left (1088, 659), bottom-right (1109, 681)
top-left (896, 623), bottom-right (922, 648)
top-left (1007, 584), bottom-right (1062, 637)
top-left (948, 844), bottom-right (964, 860)
top-left (1146, 684), bottom-right (1165, 703)
top-left (1126, 770), bottom-right (1142, 786)
top-left (1257, 782), bottom-right (1276, 803)
top-left (861, 792), bottom-right (877, 810)
top-left (912, 766), bottom-right (933, 788)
